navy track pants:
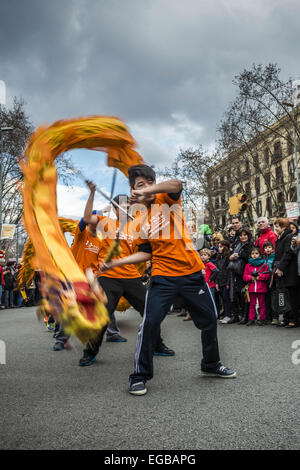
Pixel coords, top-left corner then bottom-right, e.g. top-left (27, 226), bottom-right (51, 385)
top-left (129, 270), bottom-right (220, 384)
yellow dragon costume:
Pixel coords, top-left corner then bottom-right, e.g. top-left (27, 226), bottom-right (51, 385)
top-left (20, 116), bottom-right (144, 343)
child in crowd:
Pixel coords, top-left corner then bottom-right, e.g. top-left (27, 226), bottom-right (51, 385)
top-left (199, 248), bottom-right (219, 300)
top-left (243, 246), bottom-right (270, 326)
top-left (263, 241), bottom-right (278, 325)
top-left (227, 225), bottom-right (235, 246)
top-left (210, 233), bottom-right (224, 262)
top-left (215, 240), bottom-right (231, 322)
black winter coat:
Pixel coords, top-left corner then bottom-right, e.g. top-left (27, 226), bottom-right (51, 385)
top-left (4, 270), bottom-right (15, 290)
top-left (215, 255), bottom-right (230, 287)
top-left (274, 229), bottom-right (299, 288)
top-left (238, 241), bottom-right (254, 267)
top-left (230, 241), bottom-right (254, 288)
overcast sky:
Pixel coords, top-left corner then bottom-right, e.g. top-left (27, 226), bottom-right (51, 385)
top-left (1, 0), bottom-right (300, 216)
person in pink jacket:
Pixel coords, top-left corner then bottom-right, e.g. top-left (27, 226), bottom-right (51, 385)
top-left (243, 246), bottom-right (270, 326)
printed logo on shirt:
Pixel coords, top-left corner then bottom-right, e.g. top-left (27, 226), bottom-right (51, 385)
top-left (141, 205), bottom-right (184, 240)
top-left (198, 289), bottom-right (205, 295)
top-left (85, 241), bottom-right (100, 254)
top-left (118, 231), bottom-right (134, 245)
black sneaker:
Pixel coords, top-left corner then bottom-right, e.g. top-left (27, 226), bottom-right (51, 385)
top-left (246, 320), bottom-right (255, 326)
top-left (154, 345), bottom-right (175, 356)
top-left (106, 334), bottom-right (127, 343)
top-left (202, 364), bottom-right (236, 378)
top-left (78, 352), bottom-right (96, 367)
top-left (53, 342), bottom-right (65, 351)
top-left (256, 320), bottom-right (265, 326)
top-left (276, 321), bottom-right (288, 327)
top-left (129, 381), bottom-right (147, 396)
top-left (227, 316), bottom-right (239, 324)
top-left (284, 323), bottom-right (296, 328)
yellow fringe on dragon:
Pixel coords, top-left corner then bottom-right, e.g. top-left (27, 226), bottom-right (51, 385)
top-left (21, 116), bottom-right (144, 344)
top-left (17, 217), bottom-right (79, 288)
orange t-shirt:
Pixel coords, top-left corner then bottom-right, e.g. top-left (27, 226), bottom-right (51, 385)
top-left (71, 221), bottom-right (103, 274)
top-left (97, 215), bottom-right (141, 279)
top-left (134, 193), bottom-right (205, 277)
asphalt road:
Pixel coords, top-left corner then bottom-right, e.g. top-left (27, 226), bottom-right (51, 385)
top-left (0, 306), bottom-right (300, 450)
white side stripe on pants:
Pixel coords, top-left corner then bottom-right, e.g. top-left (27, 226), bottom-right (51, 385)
top-left (134, 287), bottom-right (149, 374)
top-left (206, 282), bottom-right (218, 318)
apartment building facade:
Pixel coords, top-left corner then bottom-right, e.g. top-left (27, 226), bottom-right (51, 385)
top-left (205, 108), bottom-right (299, 230)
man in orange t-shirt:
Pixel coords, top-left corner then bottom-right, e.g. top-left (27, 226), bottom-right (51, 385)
top-left (102, 165), bottom-right (237, 395)
top-left (53, 182), bottom-right (103, 351)
top-left (78, 189), bottom-right (174, 367)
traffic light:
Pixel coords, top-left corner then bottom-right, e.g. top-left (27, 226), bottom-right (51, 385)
top-left (228, 193), bottom-right (248, 215)
top-left (237, 193), bottom-right (248, 212)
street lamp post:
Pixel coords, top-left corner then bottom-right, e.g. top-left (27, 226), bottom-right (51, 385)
top-left (282, 103), bottom-right (300, 213)
top-left (0, 126), bottom-right (13, 242)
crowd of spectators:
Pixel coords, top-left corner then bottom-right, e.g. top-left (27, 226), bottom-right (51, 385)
top-left (1, 213), bottom-right (300, 331)
top-left (179, 215), bottom-right (300, 328)
top-left (0, 260), bottom-right (41, 309)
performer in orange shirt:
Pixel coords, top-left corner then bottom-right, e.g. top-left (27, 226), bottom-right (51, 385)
top-left (78, 184), bottom-right (174, 367)
top-left (101, 165), bottom-right (237, 395)
top-left (53, 182), bottom-right (104, 351)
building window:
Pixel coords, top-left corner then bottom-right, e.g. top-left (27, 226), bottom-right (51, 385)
top-left (289, 186), bottom-right (297, 202)
top-left (288, 160), bottom-right (295, 180)
top-left (256, 200), bottom-right (262, 216)
top-left (265, 173), bottom-right (271, 188)
top-left (264, 148), bottom-right (269, 165)
top-left (266, 196), bottom-right (272, 217)
top-left (244, 159), bottom-right (250, 175)
top-left (277, 192), bottom-right (285, 215)
top-left (288, 138), bottom-right (294, 156)
top-left (253, 153), bottom-right (259, 168)
top-left (275, 165), bottom-right (284, 184)
top-left (255, 177), bottom-right (260, 195)
top-left (274, 141), bottom-right (282, 159)
top-left (277, 192), bottom-right (284, 206)
top-left (222, 215), bottom-right (226, 227)
top-left (245, 182), bottom-right (251, 197)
